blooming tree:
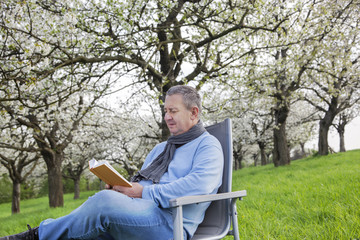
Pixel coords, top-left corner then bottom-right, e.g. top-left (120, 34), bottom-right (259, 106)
top-left (1, 0), bottom-right (291, 138)
top-left (301, 12), bottom-right (360, 155)
top-left (226, 0), bottom-right (359, 165)
top-left (0, 118), bottom-right (40, 213)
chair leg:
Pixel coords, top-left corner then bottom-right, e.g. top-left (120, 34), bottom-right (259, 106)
top-left (230, 198), bottom-right (240, 240)
top-left (172, 205), bottom-right (184, 240)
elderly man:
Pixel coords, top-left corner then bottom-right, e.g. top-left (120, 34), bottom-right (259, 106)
top-left (2, 85), bottom-right (223, 240)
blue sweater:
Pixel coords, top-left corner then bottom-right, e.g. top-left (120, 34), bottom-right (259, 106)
top-left (140, 131), bottom-right (224, 238)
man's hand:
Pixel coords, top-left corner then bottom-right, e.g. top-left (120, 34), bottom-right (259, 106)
top-left (105, 182), bottom-right (143, 198)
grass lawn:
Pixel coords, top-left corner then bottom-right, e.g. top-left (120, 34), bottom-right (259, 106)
top-left (0, 191), bottom-right (97, 236)
top-left (232, 149), bottom-right (360, 239)
top-left (0, 150), bottom-right (359, 239)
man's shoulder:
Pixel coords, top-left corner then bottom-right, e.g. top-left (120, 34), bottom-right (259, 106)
top-left (193, 131), bottom-right (222, 148)
top-left (153, 141), bottom-right (167, 150)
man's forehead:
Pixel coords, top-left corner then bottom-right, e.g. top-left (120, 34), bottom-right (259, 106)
top-left (164, 103), bottom-right (181, 109)
top-left (165, 94), bottom-right (183, 103)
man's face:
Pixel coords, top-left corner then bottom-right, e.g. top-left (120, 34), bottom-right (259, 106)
top-left (164, 94), bottom-right (197, 136)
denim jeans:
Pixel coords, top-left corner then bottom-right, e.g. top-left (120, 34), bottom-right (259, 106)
top-left (39, 190), bottom-right (177, 240)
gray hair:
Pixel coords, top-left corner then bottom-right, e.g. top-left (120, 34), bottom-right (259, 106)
top-left (166, 85), bottom-right (202, 115)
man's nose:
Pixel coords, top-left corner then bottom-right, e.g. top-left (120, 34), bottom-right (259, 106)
top-left (164, 112), bottom-right (172, 120)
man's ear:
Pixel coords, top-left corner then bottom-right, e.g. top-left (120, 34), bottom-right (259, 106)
top-left (190, 106), bottom-right (199, 120)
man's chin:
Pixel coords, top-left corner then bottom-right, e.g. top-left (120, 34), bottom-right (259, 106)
top-left (169, 129), bottom-right (180, 136)
top-left (169, 130), bottom-right (178, 136)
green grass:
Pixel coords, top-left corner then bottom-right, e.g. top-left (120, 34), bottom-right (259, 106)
top-left (232, 149), bottom-right (360, 239)
top-left (0, 191), bottom-right (97, 236)
top-left (0, 150), bottom-right (359, 239)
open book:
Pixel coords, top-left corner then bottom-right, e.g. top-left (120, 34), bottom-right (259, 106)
top-left (89, 159), bottom-right (132, 187)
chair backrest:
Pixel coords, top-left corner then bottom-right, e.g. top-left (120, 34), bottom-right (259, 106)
top-left (192, 118), bottom-right (233, 239)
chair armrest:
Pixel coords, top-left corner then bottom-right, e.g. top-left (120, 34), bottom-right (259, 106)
top-left (169, 190), bottom-right (247, 208)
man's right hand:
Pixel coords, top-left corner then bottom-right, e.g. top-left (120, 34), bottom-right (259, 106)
top-left (105, 183), bottom-right (143, 199)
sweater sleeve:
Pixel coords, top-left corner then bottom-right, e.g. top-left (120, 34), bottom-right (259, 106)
top-left (142, 135), bottom-right (223, 208)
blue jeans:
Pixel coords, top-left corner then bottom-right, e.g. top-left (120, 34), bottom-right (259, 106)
top-left (39, 190), bottom-right (177, 240)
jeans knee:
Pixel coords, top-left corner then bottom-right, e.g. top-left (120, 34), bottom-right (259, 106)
top-left (82, 190), bottom-right (120, 214)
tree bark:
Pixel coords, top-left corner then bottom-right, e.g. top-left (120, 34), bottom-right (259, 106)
top-left (318, 119), bottom-right (330, 155)
top-left (338, 126), bottom-right (346, 152)
top-left (0, 149), bottom-right (39, 215)
top-left (336, 114), bottom-right (347, 153)
top-left (74, 178), bottom-right (80, 200)
top-left (233, 150), bottom-right (243, 170)
top-left (258, 141), bottom-right (267, 165)
top-left (233, 142), bottom-right (244, 170)
top-left (273, 125), bottom-right (290, 166)
top-left (271, 46), bottom-right (293, 167)
top-left (253, 154), bottom-right (258, 166)
top-left (318, 108), bottom-right (338, 155)
top-left (43, 151), bottom-right (64, 208)
top-left (300, 142), bottom-right (306, 157)
top-left (63, 162), bottom-right (86, 200)
top-left (86, 178), bottom-right (90, 191)
top-left (273, 105), bottom-right (290, 167)
top-left (12, 181), bottom-right (21, 214)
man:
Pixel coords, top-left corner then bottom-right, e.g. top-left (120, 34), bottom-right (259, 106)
top-left (2, 85), bottom-right (223, 240)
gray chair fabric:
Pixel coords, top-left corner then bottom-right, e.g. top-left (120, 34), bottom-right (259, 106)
top-left (170, 118), bottom-right (247, 240)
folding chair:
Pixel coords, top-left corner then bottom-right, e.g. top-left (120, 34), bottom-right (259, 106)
top-left (170, 118), bottom-right (247, 240)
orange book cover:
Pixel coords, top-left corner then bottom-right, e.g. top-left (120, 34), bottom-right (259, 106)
top-left (89, 159), bottom-right (132, 187)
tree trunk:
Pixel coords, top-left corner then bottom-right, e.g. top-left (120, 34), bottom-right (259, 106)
top-left (318, 95), bottom-right (340, 155)
top-left (234, 156), bottom-right (241, 170)
top-left (47, 165), bottom-right (64, 207)
top-left (273, 124), bottom-right (290, 166)
top-left (253, 153), bottom-right (258, 166)
top-left (12, 181), bottom-right (21, 214)
top-left (74, 178), bottom-right (80, 200)
top-left (258, 141), bottom-right (267, 165)
top-left (233, 143), bottom-right (243, 170)
top-left (318, 119), bottom-right (330, 155)
top-left (338, 127), bottom-right (346, 152)
top-left (273, 104), bottom-right (290, 167)
top-left (336, 115), bottom-right (346, 152)
top-left (300, 142), bottom-right (306, 157)
top-left (86, 178), bottom-right (90, 191)
top-left (318, 106), bottom-right (339, 156)
top-left (99, 179), bottom-right (104, 190)
top-left (233, 151), bottom-right (238, 169)
top-left (43, 151), bottom-right (64, 208)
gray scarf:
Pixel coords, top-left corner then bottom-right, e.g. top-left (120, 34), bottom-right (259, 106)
top-left (131, 120), bottom-right (206, 183)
